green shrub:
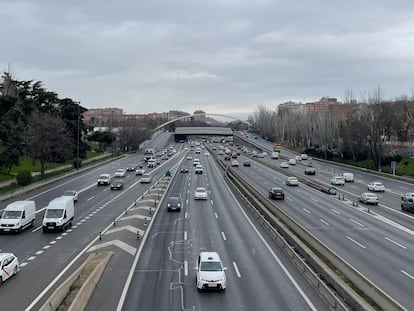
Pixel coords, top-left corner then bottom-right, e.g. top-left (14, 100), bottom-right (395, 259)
top-left (16, 170), bottom-right (32, 186)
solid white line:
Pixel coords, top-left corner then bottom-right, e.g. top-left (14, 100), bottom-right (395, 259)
top-left (87, 196), bottom-right (95, 201)
top-left (385, 237), bottom-right (407, 249)
top-left (218, 162), bottom-right (318, 311)
top-left (233, 262), bottom-right (241, 278)
top-left (401, 270), bottom-right (414, 280)
top-left (215, 212), bottom-right (218, 219)
top-left (303, 208), bottom-right (311, 214)
top-left (346, 236), bottom-right (366, 249)
top-left (320, 219), bottom-right (330, 226)
top-left (331, 209), bottom-right (341, 215)
top-left (222, 232), bottom-right (227, 241)
top-left (349, 218), bottom-right (364, 227)
top-left (184, 231), bottom-right (187, 241)
top-left (184, 261), bottom-right (188, 276)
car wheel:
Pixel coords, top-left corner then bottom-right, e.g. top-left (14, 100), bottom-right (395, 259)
top-left (13, 266), bottom-right (18, 275)
top-left (0, 276), bottom-right (3, 284)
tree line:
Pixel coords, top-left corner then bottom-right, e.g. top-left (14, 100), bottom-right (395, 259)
top-left (249, 87), bottom-right (414, 169)
top-left (0, 72), bottom-right (90, 177)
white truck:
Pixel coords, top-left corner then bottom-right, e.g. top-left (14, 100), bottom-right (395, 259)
top-left (42, 196), bottom-right (74, 232)
top-left (0, 201), bottom-right (36, 233)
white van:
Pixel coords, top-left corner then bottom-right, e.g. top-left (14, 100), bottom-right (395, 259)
top-left (288, 158), bottom-right (297, 165)
top-left (270, 152), bottom-right (279, 159)
top-left (341, 172), bottom-right (354, 182)
top-left (0, 201), bottom-right (36, 233)
top-left (301, 153), bottom-right (308, 160)
top-left (42, 197), bottom-right (74, 232)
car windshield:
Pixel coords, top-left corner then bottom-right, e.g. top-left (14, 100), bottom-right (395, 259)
top-left (196, 188), bottom-right (206, 193)
top-left (200, 261), bottom-right (222, 271)
top-left (2, 210), bottom-right (22, 219)
top-left (45, 209), bottom-right (64, 218)
top-left (63, 191), bottom-right (74, 196)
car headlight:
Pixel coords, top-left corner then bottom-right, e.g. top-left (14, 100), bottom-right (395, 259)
top-left (177, 203), bottom-right (181, 207)
top-left (167, 204), bottom-right (170, 207)
top-left (57, 220), bottom-right (63, 224)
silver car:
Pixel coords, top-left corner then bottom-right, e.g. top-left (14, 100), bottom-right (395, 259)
top-left (359, 192), bottom-right (379, 205)
top-left (194, 187), bottom-right (208, 200)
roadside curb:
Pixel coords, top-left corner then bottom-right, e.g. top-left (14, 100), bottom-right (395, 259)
top-left (39, 252), bottom-right (113, 311)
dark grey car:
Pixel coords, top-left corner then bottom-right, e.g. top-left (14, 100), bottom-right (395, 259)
top-left (401, 193), bottom-right (414, 212)
top-left (167, 196), bottom-right (182, 212)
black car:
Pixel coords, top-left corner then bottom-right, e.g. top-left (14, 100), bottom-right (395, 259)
top-left (304, 167), bottom-right (316, 175)
top-left (243, 160), bottom-right (251, 167)
top-left (110, 180), bottom-right (124, 190)
top-left (180, 166), bottom-right (189, 173)
top-left (269, 187), bottom-right (285, 200)
top-left (167, 196), bottom-right (182, 212)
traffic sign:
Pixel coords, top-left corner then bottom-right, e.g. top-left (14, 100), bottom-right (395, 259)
top-left (391, 161), bottom-right (397, 169)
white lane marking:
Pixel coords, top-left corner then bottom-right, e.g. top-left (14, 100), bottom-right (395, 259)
top-left (186, 199), bottom-right (189, 205)
top-left (32, 225), bottom-right (43, 233)
top-left (43, 245), bottom-right (51, 249)
top-left (184, 261), bottom-right (188, 276)
top-left (20, 262), bottom-right (28, 267)
top-left (185, 212), bottom-right (189, 219)
top-left (210, 200), bottom-right (214, 205)
top-left (56, 236), bottom-right (63, 240)
top-left (320, 219), bottom-right (330, 226)
top-left (385, 237), bottom-right (407, 249)
top-left (222, 232), bottom-right (227, 241)
top-left (184, 231), bottom-right (187, 241)
top-left (346, 236), bottom-right (366, 249)
top-left (215, 212), bottom-right (218, 219)
top-left (286, 197), bottom-right (293, 202)
top-left (35, 251), bottom-right (43, 255)
top-left (219, 163), bottom-right (318, 311)
top-left (87, 196), bottom-right (95, 201)
top-left (401, 270), bottom-right (414, 280)
top-left (233, 262), bottom-right (241, 278)
top-left (331, 209), bottom-right (341, 215)
top-left (27, 256), bottom-right (36, 261)
top-left (264, 181), bottom-right (269, 186)
top-left (310, 197), bottom-right (318, 203)
top-left (303, 208), bottom-right (311, 214)
top-left (349, 218), bottom-right (364, 227)
top-left (62, 232), bottom-right (68, 236)
top-left (49, 241), bottom-right (57, 245)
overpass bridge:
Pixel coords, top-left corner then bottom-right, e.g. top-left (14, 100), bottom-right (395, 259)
top-left (173, 127), bottom-right (233, 142)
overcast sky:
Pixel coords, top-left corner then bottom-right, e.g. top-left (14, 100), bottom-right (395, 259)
top-left (1, 0), bottom-right (414, 120)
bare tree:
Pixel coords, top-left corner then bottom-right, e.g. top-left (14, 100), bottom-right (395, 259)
top-left (24, 110), bottom-right (72, 178)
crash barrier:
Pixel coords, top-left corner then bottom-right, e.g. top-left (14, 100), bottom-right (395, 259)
top-left (39, 252), bottom-right (112, 311)
top-left (224, 165), bottom-right (406, 311)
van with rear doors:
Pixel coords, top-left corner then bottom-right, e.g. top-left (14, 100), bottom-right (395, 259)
top-left (0, 201), bottom-right (36, 233)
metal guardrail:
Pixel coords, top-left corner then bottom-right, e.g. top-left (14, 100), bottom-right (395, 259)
top-left (209, 145), bottom-right (406, 311)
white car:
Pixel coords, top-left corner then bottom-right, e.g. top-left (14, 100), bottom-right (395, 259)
top-left (187, 155), bottom-right (193, 160)
top-left (231, 160), bottom-right (239, 167)
top-left (194, 187), bottom-right (208, 200)
top-left (97, 174), bottom-right (111, 186)
top-left (280, 162), bottom-right (289, 168)
top-left (295, 155), bottom-right (302, 161)
top-left (196, 252), bottom-right (226, 291)
top-left (114, 169), bottom-right (126, 178)
top-left (286, 177), bottom-right (299, 186)
top-left (140, 173), bottom-right (152, 183)
top-left (195, 164), bottom-right (204, 174)
top-left (63, 190), bottom-right (78, 202)
top-left (330, 176), bottom-right (345, 185)
top-left (359, 192), bottom-right (379, 205)
top-left (204, 151), bottom-right (209, 156)
top-left (193, 159), bottom-right (201, 166)
top-left (288, 158), bottom-right (296, 165)
top-left (135, 168), bottom-right (145, 175)
top-left (367, 182), bottom-right (385, 192)
top-left (0, 253), bottom-right (19, 283)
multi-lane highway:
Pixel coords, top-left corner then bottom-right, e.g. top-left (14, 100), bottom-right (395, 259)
top-left (1, 131), bottom-right (413, 310)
